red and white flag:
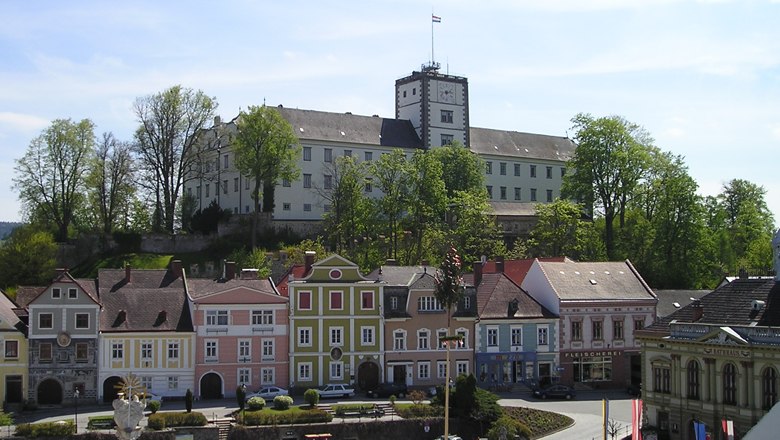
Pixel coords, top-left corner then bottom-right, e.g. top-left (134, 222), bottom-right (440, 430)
top-left (631, 399), bottom-right (643, 440)
top-left (722, 419), bottom-right (734, 440)
top-left (432, 14), bottom-right (441, 23)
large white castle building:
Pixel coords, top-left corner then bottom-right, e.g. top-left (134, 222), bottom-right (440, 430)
top-left (184, 64), bottom-right (577, 238)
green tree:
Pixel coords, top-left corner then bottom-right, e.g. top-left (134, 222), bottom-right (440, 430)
top-left (319, 156), bottom-right (369, 255)
top-left (429, 141), bottom-right (485, 198)
top-left (13, 118), bottom-right (95, 241)
top-left (370, 149), bottom-right (410, 260)
top-left (448, 190), bottom-right (506, 264)
top-left (405, 150), bottom-right (447, 265)
top-left (86, 132), bottom-right (136, 236)
top-left (233, 105), bottom-right (301, 248)
top-left (528, 199), bottom-right (593, 258)
top-left (0, 225), bottom-right (58, 288)
top-left (562, 113), bottom-right (652, 259)
top-left (434, 245), bottom-right (464, 331)
top-left (282, 238), bottom-right (328, 268)
top-left (133, 85), bottom-right (217, 233)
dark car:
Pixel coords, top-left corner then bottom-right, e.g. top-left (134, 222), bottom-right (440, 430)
top-left (532, 384), bottom-right (576, 400)
top-left (366, 382), bottom-right (408, 398)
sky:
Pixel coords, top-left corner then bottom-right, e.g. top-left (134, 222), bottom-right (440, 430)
top-left (1, 0), bottom-right (779, 225)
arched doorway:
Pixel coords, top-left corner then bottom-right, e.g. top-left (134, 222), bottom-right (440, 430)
top-left (37, 378), bottom-right (63, 405)
top-left (357, 361), bottom-right (379, 391)
top-left (103, 376), bottom-right (122, 403)
top-left (200, 373), bottom-right (223, 399)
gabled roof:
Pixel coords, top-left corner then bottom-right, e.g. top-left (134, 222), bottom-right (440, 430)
top-left (481, 257), bottom-right (568, 287)
top-left (469, 127), bottom-right (575, 162)
top-left (277, 107), bottom-right (423, 149)
top-left (654, 289), bottom-right (710, 318)
top-left (464, 272), bottom-right (556, 320)
top-left (366, 265), bottom-right (436, 287)
top-left (275, 264), bottom-right (309, 298)
top-left (534, 259), bottom-right (656, 301)
top-left (187, 277), bottom-right (282, 303)
top-left (15, 270), bottom-right (99, 306)
top-left (0, 291), bottom-right (25, 334)
top-left (641, 279), bottom-right (780, 337)
top-left (98, 268), bottom-right (192, 333)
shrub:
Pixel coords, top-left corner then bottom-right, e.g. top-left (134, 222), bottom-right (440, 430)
top-left (487, 415), bottom-right (532, 440)
top-left (185, 389), bottom-right (193, 413)
top-left (396, 403), bottom-right (442, 418)
top-left (502, 406), bottom-right (573, 438)
top-left (273, 395), bottom-right (294, 410)
top-left (87, 416), bottom-right (116, 430)
top-left (247, 396), bottom-right (266, 410)
top-left (408, 390), bottom-right (426, 404)
top-left (148, 400), bottom-right (161, 414)
top-left (0, 411), bottom-right (13, 426)
top-left (147, 412), bottom-right (208, 430)
top-left (303, 388), bottom-right (320, 407)
top-left (243, 408), bottom-right (332, 426)
top-left (15, 420), bottom-right (74, 437)
top-left (333, 403), bottom-right (376, 417)
top-left (389, 395), bottom-right (397, 406)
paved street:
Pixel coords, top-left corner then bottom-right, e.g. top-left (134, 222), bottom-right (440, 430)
top-left (7, 389), bottom-right (639, 439)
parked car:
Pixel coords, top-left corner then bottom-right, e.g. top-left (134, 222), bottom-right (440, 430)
top-left (316, 383), bottom-right (356, 399)
top-left (137, 392), bottom-right (162, 402)
top-left (532, 384), bottom-right (576, 400)
top-left (246, 386), bottom-right (289, 401)
top-left (366, 382), bottom-right (408, 398)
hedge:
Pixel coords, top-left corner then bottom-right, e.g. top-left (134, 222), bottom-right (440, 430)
top-left (242, 408), bottom-right (332, 426)
top-left (147, 411), bottom-right (208, 430)
top-left (15, 420), bottom-right (74, 437)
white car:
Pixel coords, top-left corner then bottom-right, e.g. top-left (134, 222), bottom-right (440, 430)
top-left (137, 392), bottom-right (162, 403)
top-left (316, 383), bottom-right (355, 399)
top-left (246, 386), bottom-right (289, 400)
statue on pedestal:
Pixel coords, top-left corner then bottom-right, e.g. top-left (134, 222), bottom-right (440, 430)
top-left (113, 393), bottom-right (145, 440)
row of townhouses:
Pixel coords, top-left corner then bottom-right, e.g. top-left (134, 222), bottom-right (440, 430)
top-left (0, 252), bottom-right (657, 408)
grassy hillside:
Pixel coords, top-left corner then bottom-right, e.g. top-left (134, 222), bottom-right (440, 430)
top-left (70, 252), bottom-right (218, 279)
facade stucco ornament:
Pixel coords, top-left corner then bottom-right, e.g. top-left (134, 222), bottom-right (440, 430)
top-left (773, 229), bottom-right (780, 281)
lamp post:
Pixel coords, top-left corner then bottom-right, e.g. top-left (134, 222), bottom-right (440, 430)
top-left (216, 147), bottom-right (221, 206)
top-left (241, 384), bottom-right (246, 425)
top-left (74, 388), bottom-right (80, 434)
top-left (440, 335), bottom-right (464, 439)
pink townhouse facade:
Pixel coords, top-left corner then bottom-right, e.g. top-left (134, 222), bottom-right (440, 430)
top-left (188, 265), bottom-right (289, 399)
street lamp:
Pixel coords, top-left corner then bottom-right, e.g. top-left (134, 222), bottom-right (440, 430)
top-left (216, 147), bottom-right (221, 206)
top-left (241, 384), bottom-right (246, 425)
top-left (440, 334), bottom-right (464, 440)
top-left (74, 388), bottom-right (80, 434)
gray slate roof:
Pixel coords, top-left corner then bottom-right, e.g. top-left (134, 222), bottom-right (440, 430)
top-left (0, 292), bottom-right (25, 334)
top-left (469, 127), bottom-right (576, 161)
top-left (465, 272), bottom-right (556, 320)
top-left (654, 289), bottom-right (710, 318)
top-left (366, 265), bottom-right (436, 286)
top-left (535, 260), bottom-right (656, 301)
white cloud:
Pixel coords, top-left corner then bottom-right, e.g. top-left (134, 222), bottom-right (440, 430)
top-left (0, 112), bottom-right (50, 133)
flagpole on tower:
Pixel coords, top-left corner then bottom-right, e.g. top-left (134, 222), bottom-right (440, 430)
top-left (431, 12), bottom-right (441, 69)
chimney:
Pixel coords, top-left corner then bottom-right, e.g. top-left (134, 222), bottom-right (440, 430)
top-left (171, 260), bottom-right (183, 278)
top-left (495, 256), bottom-right (505, 273)
top-left (240, 269), bottom-right (259, 280)
top-left (225, 261), bottom-right (236, 280)
top-left (304, 251), bottom-right (316, 275)
top-left (473, 261), bottom-right (483, 287)
top-left (773, 229), bottom-right (780, 281)
top-left (214, 115), bottom-right (221, 126)
top-left (125, 264), bottom-right (131, 283)
top-left (738, 268), bottom-right (748, 279)
top-left (690, 299), bottom-right (704, 322)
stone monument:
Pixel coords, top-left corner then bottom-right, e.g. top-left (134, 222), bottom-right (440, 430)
top-left (113, 392), bottom-right (146, 440)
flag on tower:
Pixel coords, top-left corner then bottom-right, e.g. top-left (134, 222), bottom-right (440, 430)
top-left (432, 14), bottom-right (441, 23)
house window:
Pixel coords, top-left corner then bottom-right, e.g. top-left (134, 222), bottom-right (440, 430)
top-left (514, 163), bottom-right (521, 176)
top-left (463, 296), bottom-right (471, 309)
top-left (323, 204), bottom-right (331, 212)
top-left (390, 296), bottom-right (398, 310)
top-left (499, 162), bottom-right (507, 175)
top-left (457, 328), bottom-right (469, 348)
top-left (282, 178), bottom-right (291, 187)
top-left (303, 203), bottom-right (311, 212)
top-left (634, 319), bottom-right (644, 331)
top-left (206, 310), bottom-right (228, 326)
top-left (141, 342), bottom-right (153, 360)
top-left (324, 148), bottom-right (332, 163)
top-left (245, 179), bottom-right (250, 190)
top-left (437, 329), bottom-right (447, 349)
top-left (457, 361), bottom-right (469, 376)
top-left (613, 319), bottom-right (624, 340)
top-left (330, 362), bottom-right (343, 380)
top-left (487, 328), bottom-right (498, 347)
top-left (299, 328), bottom-right (312, 346)
top-left (364, 151), bottom-right (373, 161)
top-left (418, 296), bottom-right (443, 311)
top-left (222, 180), bottom-right (227, 194)
top-left (546, 166), bottom-right (553, 179)
top-left (238, 340), bottom-right (251, 360)
top-left (687, 360), bottom-right (700, 400)
top-left (52, 288), bottom-right (61, 299)
top-left (330, 291), bottom-right (343, 310)
top-left (76, 343), bottom-right (88, 362)
top-left (592, 320), bottom-right (603, 340)
top-left (303, 147), bottom-right (311, 161)
top-left (571, 321), bottom-right (582, 341)
top-left (763, 367), bottom-right (778, 409)
top-left (234, 178), bottom-right (239, 192)
top-left (441, 110), bottom-right (453, 123)
top-left (344, 149), bottom-right (352, 157)
top-left (298, 363), bottom-right (312, 381)
top-left (561, 167), bottom-right (566, 177)
top-left (530, 188), bottom-right (537, 201)
top-left (437, 361), bottom-right (447, 379)
top-left (205, 184), bottom-right (210, 197)
top-left (261, 368), bottom-right (275, 384)
top-left (530, 165), bottom-right (537, 178)
top-left (282, 203), bottom-right (290, 211)
top-left (262, 339), bottom-right (274, 360)
top-left (112, 343), bottom-right (124, 360)
top-left (537, 327), bottom-right (548, 345)
top-left (361, 291), bottom-right (374, 309)
top-left (546, 190), bottom-right (553, 202)
top-left (298, 291), bottom-right (311, 310)
top-left (653, 366), bottom-right (671, 394)
top-left (68, 288), bottom-right (77, 299)
top-left (418, 362), bottom-right (430, 380)
top-left (394, 330), bottom-right (406, 350)
top-left (4, 340), bottom-right (18, 359)
top-left (330, 327), bottom-right (343, 346)
top-left (303, 174), bottom-right (312, 188)
top-left (238, 368), bottom-right (250, 386)
top-left (500, 186), bottom-right (507, 200)
top-left (39, 313), bottom-right (53, 329)
top-left (39, 343), bottom-right (52, 361)
top-left (514, 187), bottom-right (522, 201)
top-left (205, 341), bottom-right (218, 360)
top-left (223, 154), bottom-right (229, 169)
top-left (364, 178), bottom-right (373, 193)
top-left (75, 313), bottom-right (89, 329)
top-left (486, 185), bottom-right (493, 199)
top-left (252, 310), bottom-right (274, 325)
top-left (723, 363), bottom-right (737, 405)
top-left (168, 376), bottom-right (178, 390)
top-left (324, 174), bottom-right (332, 190)
top-left (168, 342), bottom-right (179, 359)
top-left (441, 134), bottom-right (454, 145)
top-left (511, 327), bottom-right (522, 346)
top-left (418, 330), bottom-right (429, 350)
top-left (486, 162), bottom-right (492, 174)
top-left (361, 326), bottom-right (374, 345)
